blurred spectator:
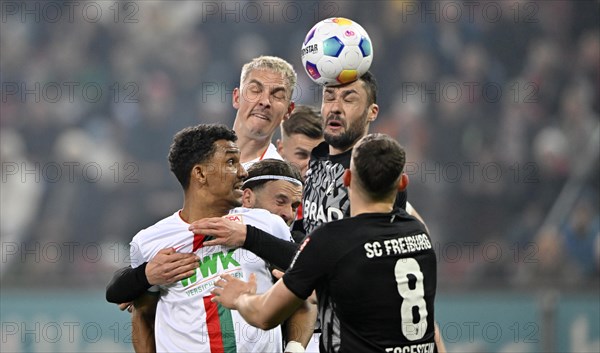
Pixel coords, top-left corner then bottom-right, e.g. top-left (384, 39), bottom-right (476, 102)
top-left (1, 1), bottom-right (598, 289)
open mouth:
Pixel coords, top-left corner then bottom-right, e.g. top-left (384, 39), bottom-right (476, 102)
top-left (250, 113), bottom-right (270, 121)
top-left (327, 119), bottom-right (344, 128)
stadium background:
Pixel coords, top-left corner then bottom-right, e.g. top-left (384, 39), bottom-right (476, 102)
top-left (1, 1), bottom-right (598, 352)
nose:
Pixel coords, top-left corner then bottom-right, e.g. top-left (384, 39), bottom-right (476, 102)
top-left (327, 99), bottom-right (342, 116)
top-left (238, 164), bottom-right (248, 179)
top-left (258, 90), bottom-right (271, 108)
top-left (280, 205), bottom-right (294, 226)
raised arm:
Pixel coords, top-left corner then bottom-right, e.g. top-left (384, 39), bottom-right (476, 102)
top-left (189, 218), bottom-right (299, 269)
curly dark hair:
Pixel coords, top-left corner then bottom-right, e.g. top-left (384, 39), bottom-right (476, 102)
top-left (352, 133), bottom-right (405, 201)
top-left (167, 124), bottom-right (237, 189)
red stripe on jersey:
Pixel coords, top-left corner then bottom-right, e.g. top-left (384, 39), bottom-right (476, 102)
top-left (296, 204), bottom-right (303, 221)
top-left (193, 234), bottom-right (206, 252)
top-left (203, 295), bottom-right (224, 353)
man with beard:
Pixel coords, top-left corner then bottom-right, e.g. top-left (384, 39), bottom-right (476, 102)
top-left (192, 72), bottom-right (415, 265)
top-left (301, 71), bottom-right (408, 234)
top-left (210, 134), bottom-right (439, 353)
top-left (190, 73), bottom-right (445, 353)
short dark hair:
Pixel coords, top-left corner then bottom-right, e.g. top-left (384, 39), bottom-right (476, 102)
top-left (243, 158), bottom-right (303, 191)
top-left (352, 133), bottom-right (405, 201)
top-left (359, 71), bottom-right (378, 105)
top-left (168, 124), bottom-right (237, 189)
top-left (281, 105), bottom-right (323, 139)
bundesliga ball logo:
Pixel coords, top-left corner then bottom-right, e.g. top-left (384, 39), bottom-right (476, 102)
top-left (301, 17), bottom-right (373, 86)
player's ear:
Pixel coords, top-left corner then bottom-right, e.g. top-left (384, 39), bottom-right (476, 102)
top-left (232, 87), bottom-right (240, 109)
top-left (367, 103), bottom-right (379, 123)
top-left (343, 169), bottom-right (351, 187)
top-left (192, 164), bottom-right (207, 185)
top-left (284, 101), bottom-right (295, 121)
top-left (398, 173), bottom-right (409, 192)
top-left (276, 139), bottom-right (284, 154)
top-left (242, 188), bottom-right (255, 208)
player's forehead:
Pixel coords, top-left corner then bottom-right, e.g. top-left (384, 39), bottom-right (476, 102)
top-left (260, 179), bottom-right (303, 197)
top-left (243, 69), bottom-right (288, 89)
top-left (212, 139), bottom-right (240, 157)
top-left (323, 79), bottom-right (366, 96)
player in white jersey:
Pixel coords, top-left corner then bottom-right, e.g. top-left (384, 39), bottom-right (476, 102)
top-left (232, 56), bottom-right (297, 168)
top-left (131, 124), bottom-right (274, 353)
top-left (131, 208), bottom-right (292, 353)
top-left (131, 126), bottom-right (311, 353)
top-left (241, 142), bottom-right (282, 170)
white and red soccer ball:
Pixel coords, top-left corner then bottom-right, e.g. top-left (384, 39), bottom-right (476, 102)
top-left (301, 17), bottom-right (373, 86)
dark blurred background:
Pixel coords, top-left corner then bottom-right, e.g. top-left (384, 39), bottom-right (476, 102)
top-left (1, 1), bottom-right (598, 351)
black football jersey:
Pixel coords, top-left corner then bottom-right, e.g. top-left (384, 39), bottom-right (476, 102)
top-left (303, 142), bottom-right (407, 234)
top-left (283, 209), bottom-right (437, 353)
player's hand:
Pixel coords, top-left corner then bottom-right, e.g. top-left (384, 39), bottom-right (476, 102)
top-left (271, 269), bottom-right (285, 279)
top-left (188, 217), bottom-right (247, 248)
top-left (118, 302), bottom-right (133, 313)
top-left (211, 273), bottom-right (257, 309)
top-left (146, 248), bottom-right (199, 286)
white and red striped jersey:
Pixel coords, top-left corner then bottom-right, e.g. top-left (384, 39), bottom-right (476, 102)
top-left (130, 207), bottom-right (291, 353)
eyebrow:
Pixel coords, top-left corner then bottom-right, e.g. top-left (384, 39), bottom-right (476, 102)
top-left (324, 87), bottom-right (359, 98)
top-left (247, 79), bottom-right (287, 95)
top-left (224, 148), bottom-right (240, 155)
top-left (340, 89), bottom-right (359, 99)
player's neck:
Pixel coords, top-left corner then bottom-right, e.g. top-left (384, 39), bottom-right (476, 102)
top-left (350, 201), bottom-right (393, 217)
top-left (181, 197), bottom-right (230, 223)
top-left (328, 144), bottom-right (352, 156)
top-left (237, 134), bottom-right (271, 163)
top-left (349, 190), bottom-right (394, 217)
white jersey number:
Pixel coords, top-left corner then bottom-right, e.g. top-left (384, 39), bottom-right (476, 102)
top-left (394, 258), bottom-right (428, 341)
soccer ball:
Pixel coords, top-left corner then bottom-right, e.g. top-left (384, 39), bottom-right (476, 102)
top-left (301, 17), bottom-right (373, 86)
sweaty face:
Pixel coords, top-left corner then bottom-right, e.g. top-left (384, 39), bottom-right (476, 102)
top-left (278, 133), bottom-right (323, 179)
top-left (244, 180), bottom-right (303, 226)
top-left (233, 69), bottom-right (293, 140)
top-left (204, 140), bottom-right (248, 209)
top-left (321, 80), bottom-right (373, 152)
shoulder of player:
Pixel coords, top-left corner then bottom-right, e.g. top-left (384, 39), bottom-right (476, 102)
top-left (264, 143), bottom-right (283, 160)
top-left (310, 141), bottom-right (330, 159)
top-left (228, 207), bottom-right (272, 219)
top-left (131, 211), bottom-right (184, 242)
top-left (397, 209), bottom-right (429, 231)
top-left (229, 207), bottom-right (290, 236)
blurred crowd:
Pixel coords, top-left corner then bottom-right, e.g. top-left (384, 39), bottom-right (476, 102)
top-left (1, 0), bottom-right (598, 288)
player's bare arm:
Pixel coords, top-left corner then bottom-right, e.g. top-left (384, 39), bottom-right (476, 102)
top-left (189, 219), bottom-right (299, 269)
top-left (272, 269), bottom-right (318, 349)
top-left (212, 274), bottom-right (304, 330)
top-left (132, 293), bottom-right (158, 353)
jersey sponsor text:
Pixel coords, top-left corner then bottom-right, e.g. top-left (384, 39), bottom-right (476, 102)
top-left (304, 200), bottom-right (344, 224)
top-left (364, 233), bottom-right (432, 258)
top-left (181, 249), bottom-right (241, 287)
top-left (385, 343), bottom-right (435, 353)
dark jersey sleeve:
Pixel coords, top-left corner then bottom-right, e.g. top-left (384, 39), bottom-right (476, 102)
top-left (105, 263), bottom-right (150, 303)
top-left (282, 228), bottom-right (332, 300)
top-left (243, 225), bottom-right (299, 270)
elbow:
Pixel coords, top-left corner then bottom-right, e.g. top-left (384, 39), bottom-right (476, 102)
top-left (105, 285), bottom-right (118, 304)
